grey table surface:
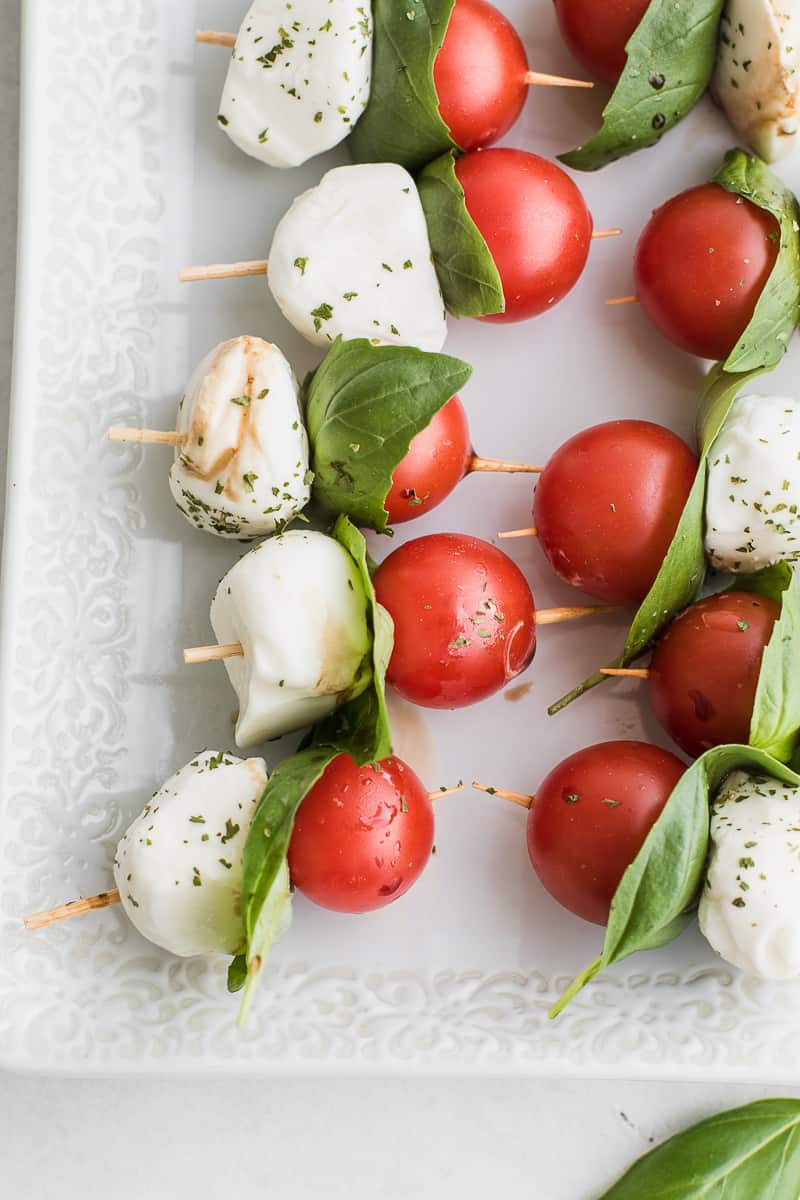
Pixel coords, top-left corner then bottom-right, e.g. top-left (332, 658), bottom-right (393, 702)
top-left (0, 3), bottom-right (798, 1196)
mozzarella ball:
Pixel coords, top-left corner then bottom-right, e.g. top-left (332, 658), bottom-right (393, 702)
top-left (705, 393), bottom-right (800, 572)
top-left (699, 769), bottom-right (800, 979)
top-left (168, 336), bottom-right (311, 539)
top-left (713, 0), bottom-right (800, 162)
top-left (268, 163), bottom-right (448, 352)
top-left (113, 751), bottom-right (291, 958)
top-left (210, 531), bottom-right (371, 748)
top-left (217, 0), bottom-right (372, 169)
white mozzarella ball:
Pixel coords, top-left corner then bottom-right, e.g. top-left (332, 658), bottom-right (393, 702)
top-left (713, 0), bottom-right (800, 162)
top-left (217, 0), bottom-right (372, 169)
top-left (210, 531), bottom-right (371, 748)
top-left (705, 394), bottom-right (800, 573)
top-left (268, 163), bottom-right (448, 352)
top-left (168, 336), bottom-right (311, 540)
top-left (699, 770), bottom-right (800, 979)
top-left (113, 751), bottom-right (291, 958)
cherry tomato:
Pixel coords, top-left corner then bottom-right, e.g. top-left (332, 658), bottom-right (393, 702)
top-left (385, 396), bottom-right (472, 525)
top-left (553, 0), bottom-right (651, 85)
top-left (288, 754), bottom-right (434, 914)
top-left (373, 532), bottom-right (536, 709)
top-left (455, 149), bottom-right (593, 323)
top-left (634, 183), bottom-right (780, 361)
top-left (527, 740), bottom-right (685, 924)
top-left (434, 0), bottom-right (529, 151)
top-left (649, 591), bottom-right (780, 759)
top-left (532, 420), bottom-right (697, 604)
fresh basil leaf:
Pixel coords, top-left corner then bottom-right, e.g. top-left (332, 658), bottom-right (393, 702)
top-left (417, 151), bottom-right (505, 319)
top-left (728, 561), bottom-right (795, 603)
top-left (235, 517), bottom-right (394, 1019)
top-left (227, 953), bottom-right (247, 993)
top-left (348, 0), bottom-right (457, 173)
top-left (750, 565), bottom-right (800, 762)
top-left (551, 745), bottom-right (800, 1018)
top-left (714, 150), bottom-right (800, 373)
top-left (237, 858), bottom-right (292, 1024)
top-left (549, 363), bottom-right (772, 715)
top-left (305, 337), bottom-right (473, 533)
top-left (559, 0), bottom-right (723, 172)
top-left (598, 1098), bottom-right (800, 1199)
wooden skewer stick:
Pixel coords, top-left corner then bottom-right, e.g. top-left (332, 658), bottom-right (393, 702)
top-left (24, 889), bottom-right (121, 932)
top-left (473, 782), bottom-right (532, 809)
top-left (196, 30), bottom-right (237, 47)
top-left (184, 642), bottom-right (245, 665)
top-left (600, 667), bottom-right (651, 679)
top-left (428, 783), bottom-right (465, 801)
top-left (497, 527), bottom-right (538, 539)
top-left (108, 427), bottom-right (186, 447)
top-left (186, 605), bottom-right (610, 666)
top-left (605, 294), bottom-right (639, 306)
top-left (180, 260), bottom-right (269, 284)
top-left (537, 605), bottom-right (619, 626)
top-left (469, 456), bottom-right (543, 475)
top-left (525, 70), bottom-right (593, 89)
top-left (181, 237), bottom-right (619, 285)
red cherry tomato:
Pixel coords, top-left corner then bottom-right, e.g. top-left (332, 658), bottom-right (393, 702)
top-left (527, 740), bottom-right (685, 924)
top-left (532, 420), bottom-right (697, 604)
top-left (373, 532), bottom-right (536, 709)
top-left (455, 149), bottom-right (593, 323)
top-left (385, 396), bottom-right (472, 525)
top-left (288, 754), bottom-right (434, 914)
top-left (553, 0), bottom-right (651, 85)
top-left (634, 183), bottom-right (780, 361)
top-left (434, 0), bottom-right (529, 151)
top-left (649, 591), bottom-right (780, 759)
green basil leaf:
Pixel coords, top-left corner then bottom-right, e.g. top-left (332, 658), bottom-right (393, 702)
top-left (417, 151), bottom-right (505, 319)
top-left (713, 150), bottom-right (800, 373)
top-left (348, 0), bottom-right (457, 173)
top-left (559, 0), bottom-right (723, 172)
top-left (750, 565), bottom-right (800, 762)
top-left (598, 1098), bottom-right (800, 1199)
top-left (728, 561), bottom-right (795, 603)
top-left (305, 336), bottom-right (473, 533)
top-left (549, 363), bottom-right (772, 715)
top-left (235, 517), bottom-right (394, 1020)
top-left (551, 746), bottom-right (800, 1018)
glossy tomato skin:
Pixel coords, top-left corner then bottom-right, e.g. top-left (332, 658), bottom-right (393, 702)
top-left (288, 755), bottom-right (434, 914)
top-left (434, 0), bottom-right (529, 151)
top-left (533, 420), bottom-right (697, 604)
top-left (385, 396), bottom-right (472, 525)
top-left (553, 0), bottom-right (651, 84)
top-left (373, 533), bottom-right (536, 709)
top-left (455, 149), bottom-right (593, 323)
top-left (649, 592), bottom-right (780, 759)
top-left (634, 183), bottom-right (780, 361)
top-left (527, 740), bottom-right (685, 925)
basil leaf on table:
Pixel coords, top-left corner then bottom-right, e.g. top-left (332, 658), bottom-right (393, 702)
top-left (305, 336), bottom-right (473, 533)
top-left (550, 746), bottom-right (800, 1019)
top-left (598, 1098), bottom-right (800, 1199)
top-left (233, 516), bottom-right (394, 1021)
top-left (749, 565), bottom-right (800, 763)
top-left (417, 151), bottom-right (505, 319)
top-left (549, 363), bottom-right (772, 715)
top-left (348, 0), bottom-right (457, 173)
top-left (714, 150), bottom-right (800, 372)
top-left (559, 0), bottom-right (723, 172)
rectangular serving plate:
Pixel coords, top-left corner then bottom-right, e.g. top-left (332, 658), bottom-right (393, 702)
top-left (3, 0), bottom-right (800, 1076)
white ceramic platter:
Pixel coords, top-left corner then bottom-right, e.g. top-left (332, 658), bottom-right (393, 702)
top-left (3, 0), bottom-right (800, 1076)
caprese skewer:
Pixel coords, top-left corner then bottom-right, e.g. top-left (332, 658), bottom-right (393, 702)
top-left (183, 531), bottom-right (614, 734)
top-left (180, 156), bottom-right (618, 342)
top-left (24, 752), bottom-right (462, 940)
top-left (200, 0), bottom-right (592, 172)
